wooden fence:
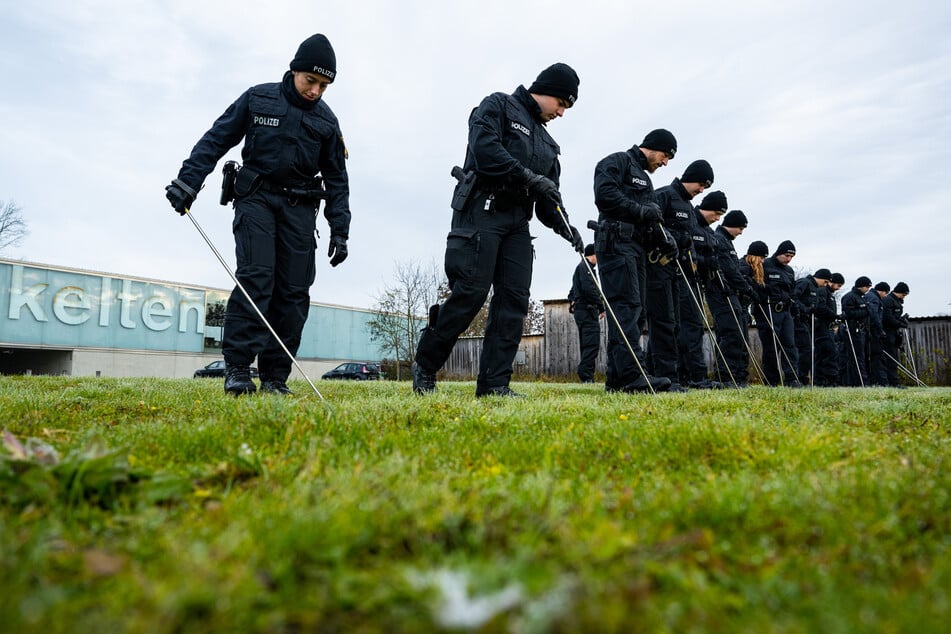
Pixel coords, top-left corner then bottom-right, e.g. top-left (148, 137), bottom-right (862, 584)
top-left (439, 299), bottom-right (950, 386)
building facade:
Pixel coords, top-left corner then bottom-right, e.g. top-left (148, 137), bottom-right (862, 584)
top-left (0, 259), bottom-right (383, 378)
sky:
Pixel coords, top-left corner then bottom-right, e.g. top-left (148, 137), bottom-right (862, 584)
top-left (2, 0), bottom-right (950, 317)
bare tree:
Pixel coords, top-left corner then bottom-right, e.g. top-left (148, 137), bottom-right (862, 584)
top-left (0, 200), bottom-right (28, 252)
top-left (367, 259), bottom-right (444, 379)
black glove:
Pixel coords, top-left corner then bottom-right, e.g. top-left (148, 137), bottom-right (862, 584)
top-left (637, 202), bottom-right (663, 224)
top-left (660, 231), bottom-right (679, 259)
top-left (165, 179), bottom-right (197, 216)
top-left (557, 223), bottom-right (584, 253)
top-left (521, 168), bottom-right (560, 203)
top-left (328, 235), bottom-right (348, 267)
top-left (568, 300), bottom-right (576, 314)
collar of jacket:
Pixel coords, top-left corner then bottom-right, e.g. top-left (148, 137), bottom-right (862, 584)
top-left (671, 177), bottom-right (691, 200)
top-left (715, 224), bottom-right (735, 241)
top-left (628, 146), bottom-right (649, 169)
top-left (281, 71), bottom-right (319, 111)
top-left (513, 85), bottom-right (545, 123)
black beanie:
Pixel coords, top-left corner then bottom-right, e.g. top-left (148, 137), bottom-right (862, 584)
top-left (722, 209), bottom-right (748, 228)
top-left (699, 190), bottom-right (728, 212)
top-left (830, 272), bottom-right (845, 285)
top-left (893, 281), bottom-right (910, 294)
top-left (747, 241), bottom-right (769, 257)
top-left (290, 34), bottom-right (337, 81)
top-left (874, 281), bottom-right (891, 293)
top-left (641, 129), bottom-right (677, 157)
top-left (584, 243), bottom-right (595, 257)
top-left (528, 63), bottom-right (579, 107)
top-left (774, 240), bottom-right (796, 256)
top-left (814, 268), bottom-right (832, 281)
top-left (681, 160), bottom-right (714, 186)
top-left (855, 276), bottom-right (872, 288)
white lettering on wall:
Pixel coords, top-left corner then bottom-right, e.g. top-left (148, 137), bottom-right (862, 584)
top-left (8, 265), bottom-right (48, 321)
top-left (142, 295), bottom-right (173, 331)
top-left (179, 298), bottom-right (205, 334)
top-left (3, 264), bottom-right (206, 335)
top-left (99, 277), bottom-right (112, 327)
top-left (52, 286), bottom-right (91, 325)
top-left (119, 279), bottom-right (136, 329)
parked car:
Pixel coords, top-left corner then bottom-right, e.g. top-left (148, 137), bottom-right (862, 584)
top-left (193, 359), bottom-right (259, 379)
top-left (321, 362), bottom-right (381, 381)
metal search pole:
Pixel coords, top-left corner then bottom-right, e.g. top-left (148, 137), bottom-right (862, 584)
top-left (716, 270), bottom-right (766, 385)
top-left (184, 207), bottom-right (330, 408)
top-left (551, 207), bottom-right (657, 394)
top-left (841, 319), bottom-right (866, 388)
top-left (882, 350), bottom-right (927, 387)
top-left (656, 224), bottom-right (738, 388)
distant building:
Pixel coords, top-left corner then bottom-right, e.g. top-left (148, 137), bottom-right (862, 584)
top-left (0, 258), bottom-right (383, 378)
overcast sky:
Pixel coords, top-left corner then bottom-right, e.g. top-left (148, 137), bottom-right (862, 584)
top-left (2, 0), bottom-right (950, 317)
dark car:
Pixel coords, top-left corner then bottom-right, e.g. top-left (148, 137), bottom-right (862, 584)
top-left (193, 359), bottom-right (259, 379)
top-left (321, 362), bottom-right (381, 381)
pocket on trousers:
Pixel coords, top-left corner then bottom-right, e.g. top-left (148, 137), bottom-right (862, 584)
top-left (597, 255), bottom-right (633, 300)
top-left (444, 228), bottom-right (479, 281)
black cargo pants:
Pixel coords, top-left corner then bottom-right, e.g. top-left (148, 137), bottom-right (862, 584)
top-left (595, 234), bottom-right (649, 390)
top-left (223, 190), bottom-right (317, 382)
top-left (415, 201), bottom-right (533, 391)
top-left (573, 303), bottom-right (601, 382)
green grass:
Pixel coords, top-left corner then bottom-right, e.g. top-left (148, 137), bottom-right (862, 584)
top-left (1, 376), bottom-right (950, 633)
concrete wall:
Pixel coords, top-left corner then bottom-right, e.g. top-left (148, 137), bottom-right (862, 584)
top-left (70, 350), bottom-right (344, 379)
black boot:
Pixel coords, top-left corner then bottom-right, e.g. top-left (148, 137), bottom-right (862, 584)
top-left (260, 379), bottom-right (292, 395)
top-left (224, 365), bottom-right (256, 396)
top-left (621, 375), bottom-right (672, 393)
top-left (412, 362), bottom-right (437, 395)
top-left (475, 385), bottom-right (525, 398)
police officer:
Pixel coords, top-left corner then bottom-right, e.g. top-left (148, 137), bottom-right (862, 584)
top-left (881, 281), bottom-right (910, 387)
top-left (568, 244), bottom-right (604, 383)
top-left (593, 129), bottom-right (678, 393)
top-left (166, 34), bottom-right (351, 396)
top-left (739, 240), bottom-right (770, 382)
top-left (792, 268), bottom-right (832, 385)
top-left (840, 275), bottom-right (873, 386)
top-left (814, 272), bottom-right (844, 386)
top-left (707, 209), bottom-right (754, 387)
top-left (865, 281), bottom-right (890, 385)
top-left (755, 240), bottom-right (800, 387)
top-left (412, 63), bottom-right (584, 397)
top-left (679, 191), bottom-right (728, 389)
top-left (645, 160), bottom-right (714, 393)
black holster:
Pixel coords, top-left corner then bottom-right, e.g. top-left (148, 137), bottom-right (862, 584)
top-left (220, 160), bottom-right (239, 205)
top-left (450, 166), bottom-right (478, 212)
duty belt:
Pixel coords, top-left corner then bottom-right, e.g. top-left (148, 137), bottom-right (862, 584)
top-left (770, 301), bottom-right (786, 312)
top-left (259, 179), bottom-right (328, 202)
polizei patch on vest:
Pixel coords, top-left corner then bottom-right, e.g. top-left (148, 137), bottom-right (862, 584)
top-left (632, 177), bottom-right (648, 186)
top-left (253, 115), bottom-right (280, 127)
top-left (511, 121), bottom-right (530, 136)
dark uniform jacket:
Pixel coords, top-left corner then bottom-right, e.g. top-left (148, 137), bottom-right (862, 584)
top-left (760, 257), bottom-right (795, 310)
top-left (792, 277), bottom-right (821, 321)
top-left (568, 261), bottom-right (604, 312)
top-left (175, 72), bottom-right (351, 238)
top-left (654, 179), bottom-right (696, 257)
top-left (738, 259), bottom-right (767, 309)
top-left (462, 85), bottom-right (562, 227)
top-left (864, 290), bottom-right (885, 338)
top-left (815, 286), bottom-right (838, 327)
top-left (711, 226), bottom-right (751, 297)
top-left (841, 288), bottom-right (870, 331)
top-left (881, 293), bottom-right (908, 332)
top-left (688, 209), bottom-right (718, 286)
top-left (593, 146), bottom-right (657, 242)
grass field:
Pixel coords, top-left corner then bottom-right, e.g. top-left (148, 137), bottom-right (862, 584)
top-left (2, 376), bottom-right (950, 633)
